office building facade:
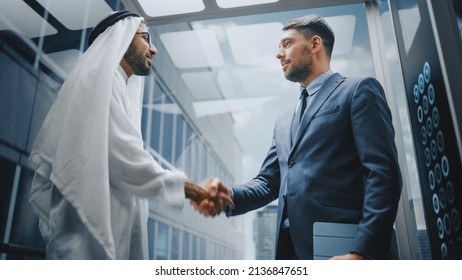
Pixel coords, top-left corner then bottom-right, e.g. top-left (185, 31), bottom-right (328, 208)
top-left (253, 205), bottom-right (278, 259)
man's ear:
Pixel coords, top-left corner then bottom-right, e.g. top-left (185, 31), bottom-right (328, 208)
top-left (311, 35), bottom-right (322, 53)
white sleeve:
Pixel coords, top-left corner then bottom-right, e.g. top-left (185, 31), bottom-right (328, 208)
top-left (107, 85), bottom-right (186, 208)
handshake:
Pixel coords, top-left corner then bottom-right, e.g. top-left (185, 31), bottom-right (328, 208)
top-left (184, 178), bottom-right (234, 217)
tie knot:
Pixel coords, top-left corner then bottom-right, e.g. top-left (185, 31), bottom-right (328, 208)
top-left (300, 88), bottom-right (308, 99)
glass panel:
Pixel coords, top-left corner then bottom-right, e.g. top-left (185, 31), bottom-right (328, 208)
top-left (0, 50), bottom-right (37, 153)
top-left (191, 235), bottom-right (198, 260)
top-left (161, 112), bottom-right (174, 163)
top-left (0, 1), bottom-right (57, 37)
top-left (453, 0), bottom-right (462, 39)
top-left (149, 83), bottom-right (164, 152)
top-left (27, 72), bottom-right (60, 153)
top-left (182, 72), bottom-right (222, 101)
top-left (227, 22), bottom-right (283, 65)
top-left (138, 0), bottom-right (205, 17)
top-left (175, 116), bottom-right (184, 165)
top-left (214, 242), bottom-right (219, 258)
top-left (182, 232), bottom-right (190, 260)
top-left (200, 237), bottom-right (206, 259)
top-left (171, 227), bottom-right (180, 260)
top-left (0, 157), bottom-right (15, 242)
top-left (147, 219), bottom-right (155, 260)
top-left (36, 0), bottom-right (112, 30)
top-left (395, 0), bottom-right (421, 54)
top-left (160, 30), bottom-right (224, 68)
top-left (182, 127), bottom-right (197, 180)
top-left (156, 222), bottom-right (168, 260)
top-left (8, 168), bottom-right (46, 259)
top-left (41, 50), bottom-right (82, 81)
top-left (142, 77), bottom-right (155, 149)
top-left (200, 143), bottom-right (207, 180)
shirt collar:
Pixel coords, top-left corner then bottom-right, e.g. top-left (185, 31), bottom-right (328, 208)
top-left (300, 69), bottom-right (334, 96)
top-left (117, 65), bottom-right (129, 84)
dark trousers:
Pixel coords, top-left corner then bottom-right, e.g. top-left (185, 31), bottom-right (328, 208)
top-left (276, 227), bottom-right (299, 260)
top-left (277, 201), bottom-right (299, 260)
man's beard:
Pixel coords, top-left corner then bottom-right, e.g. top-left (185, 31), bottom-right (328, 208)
top-left (285, 63), bottom-right (311, 83)
top-left (123, 42), bottom-right (151, 76)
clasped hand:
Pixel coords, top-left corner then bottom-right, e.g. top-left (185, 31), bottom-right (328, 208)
top-left (185, 178), bottom-right (233, 217)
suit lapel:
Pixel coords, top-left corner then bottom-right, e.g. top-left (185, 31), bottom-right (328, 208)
top-left (290, 73), bottom-right (345, 155)
top-left (279, 107), bottom-right (296, 156)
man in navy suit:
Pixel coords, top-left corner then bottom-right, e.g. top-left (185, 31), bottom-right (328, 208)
top-left (197, 14), bottom-right (402, 260)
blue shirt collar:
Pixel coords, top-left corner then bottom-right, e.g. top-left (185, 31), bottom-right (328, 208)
top-left (300, 70), bottom-right (334, 96)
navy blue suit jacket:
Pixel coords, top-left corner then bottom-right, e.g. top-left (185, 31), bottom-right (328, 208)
top-left (229, 73), bottom-right (402, 259)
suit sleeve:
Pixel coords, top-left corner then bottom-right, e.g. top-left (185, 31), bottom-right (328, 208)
top-left (350, 77), bottom-right (402, 259)
top-left (227, 136), bottom-right (281, 216)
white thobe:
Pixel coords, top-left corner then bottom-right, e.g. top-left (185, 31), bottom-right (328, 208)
top-left (29, 17), bottom-right (187, 260)
top-left (43, 67), bottom-right (185, 259)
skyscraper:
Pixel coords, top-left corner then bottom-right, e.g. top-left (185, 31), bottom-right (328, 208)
top-left (254, 205), bottom-right (278, 259)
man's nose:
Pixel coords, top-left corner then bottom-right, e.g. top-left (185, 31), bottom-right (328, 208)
top-left (276, 50), bottom-right (284, 60)
top-left (150, 44), bottom-right (158, 56)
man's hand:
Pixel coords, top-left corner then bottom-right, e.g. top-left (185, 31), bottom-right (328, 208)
top-left (185, 178), bottom-right (234, 216)
top-left (189, 178), bottom-right (234, 217)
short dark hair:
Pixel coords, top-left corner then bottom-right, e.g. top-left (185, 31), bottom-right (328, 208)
top-left (283, 14), bottom-right (335, 58)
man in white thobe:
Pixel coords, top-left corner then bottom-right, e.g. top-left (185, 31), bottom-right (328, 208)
top-left (28, 11), bottom-right (228, 260)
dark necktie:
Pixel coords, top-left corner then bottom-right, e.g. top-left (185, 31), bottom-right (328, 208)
top-left (298, 88), bottom-right (309, 121)
top-left (291, 88), bottom-right (308, 141)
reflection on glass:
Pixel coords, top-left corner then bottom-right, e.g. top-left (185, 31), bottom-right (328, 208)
top-left (36, 0), bottom-right (112, 30)
top-left (395, 0), bottom-right (421, 54)
top-left (138, 0), bottom-right (205, 17)
top-left (160, 30), bottom-right (224, 68)
top-left (0, 0), bottom-right (57, 37)
top-left (453, 0), bottom-right (462, 39)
